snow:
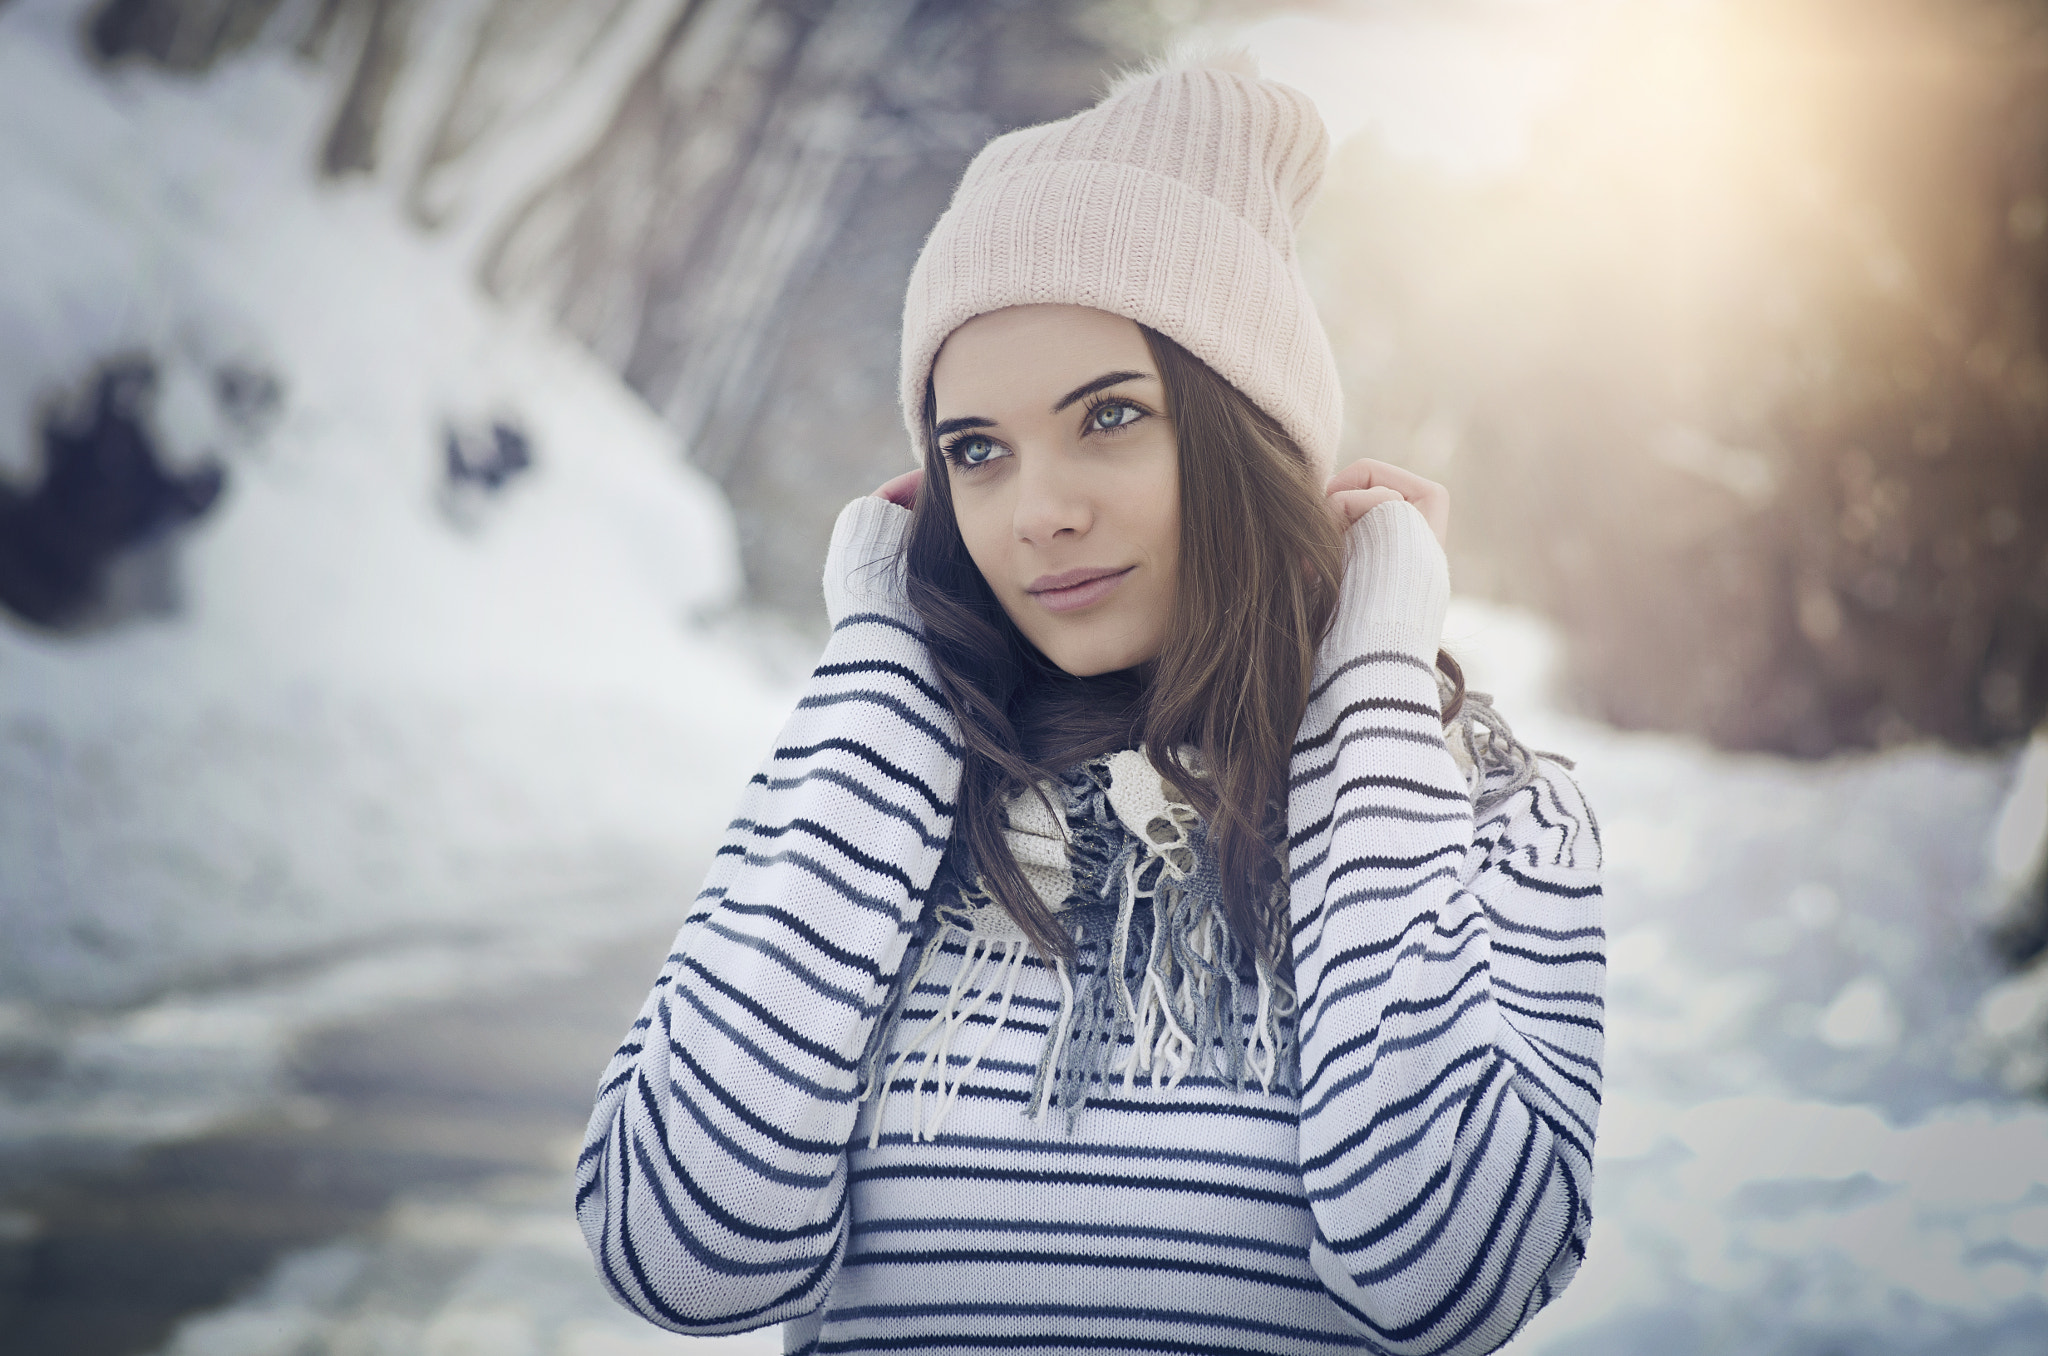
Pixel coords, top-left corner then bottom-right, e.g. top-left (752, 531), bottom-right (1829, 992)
top-left (0, 0), bottom-right (793, 1157)
top-left (2, 1), bottom-right (2045, 1351)
top-left (1443, 601), bottom-right (2048, 1353)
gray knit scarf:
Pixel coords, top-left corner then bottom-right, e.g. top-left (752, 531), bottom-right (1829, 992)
top-left (856, 680), bottom-right (1554, 1142)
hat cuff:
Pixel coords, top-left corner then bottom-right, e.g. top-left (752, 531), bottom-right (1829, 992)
top-left (900, 159), bottom-right (1342, 477)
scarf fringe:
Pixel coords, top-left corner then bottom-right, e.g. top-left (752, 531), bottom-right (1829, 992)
top-left (1440, 673), bottom-right (1572, 815)
top-left (861, 756), bottom-right (1299, 1144)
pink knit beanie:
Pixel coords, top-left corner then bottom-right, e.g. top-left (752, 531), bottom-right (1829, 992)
top-left (899, 51), bottom-right (1342, 476)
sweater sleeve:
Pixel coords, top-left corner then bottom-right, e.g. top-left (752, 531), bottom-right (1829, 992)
top-left (575, 495), bottom-right (960, 1334)
top-left (1289, 500), bottom-right (1606, 1356)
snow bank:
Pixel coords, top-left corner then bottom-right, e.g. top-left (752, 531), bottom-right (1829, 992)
top-left (1437, 603), bottom-right (2048, 1350)
top-left (0, 0), bottom-right (792, 1151)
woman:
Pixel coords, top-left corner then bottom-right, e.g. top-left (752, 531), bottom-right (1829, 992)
top-left (578, 54), bottom-right (1604, 1356)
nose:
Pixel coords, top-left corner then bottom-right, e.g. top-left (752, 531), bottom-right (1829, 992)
top-left (1011, 449), bottom-right (1092, 545)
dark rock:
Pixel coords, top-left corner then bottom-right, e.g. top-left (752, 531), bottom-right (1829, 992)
top-left (437, 417), bottom-right (533, 532)
top-left (442, 418), bottom-right (531, 493)
top-left (0, 358), bottom-right (228, 632)
top-left (1992, 867), bottom-right (2048, 969)
top-left (213, 361), bottom-right (284, 434)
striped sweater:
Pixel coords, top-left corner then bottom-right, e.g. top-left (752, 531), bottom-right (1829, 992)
top-left (576, 495), bottom-right (1605, 1354)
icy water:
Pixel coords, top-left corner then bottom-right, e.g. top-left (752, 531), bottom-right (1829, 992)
top-left (0, 926), bottom-right (675, 1354)
top-left (0, 923), bottom-right (793, 1356)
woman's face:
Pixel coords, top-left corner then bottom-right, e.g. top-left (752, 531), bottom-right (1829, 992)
top-left (931, 305), bottom-right (1180, 678)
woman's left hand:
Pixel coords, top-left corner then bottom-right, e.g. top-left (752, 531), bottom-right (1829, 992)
top-left (1325, 459), bottom-right (1449, 552)
top-left (872, 468), bottom-right (923, 509)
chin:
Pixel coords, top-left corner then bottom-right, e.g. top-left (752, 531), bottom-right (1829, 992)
top-left (1036, 634), bottom-right (1159, 679)
top-left (1049, 655), bottom-right (1121, 679)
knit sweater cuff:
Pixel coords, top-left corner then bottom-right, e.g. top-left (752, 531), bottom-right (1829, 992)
top-left (1322, 499), bottom-right (1451, 671)
top-left (823, 495), bottom-right (916, 628)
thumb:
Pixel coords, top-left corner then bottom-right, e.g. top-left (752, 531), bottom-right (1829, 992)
top-left (1326, 485), bottom-right (1404, 529)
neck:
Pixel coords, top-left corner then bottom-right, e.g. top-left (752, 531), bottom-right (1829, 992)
top-left (1014, 664), bottom-right (1146, 768)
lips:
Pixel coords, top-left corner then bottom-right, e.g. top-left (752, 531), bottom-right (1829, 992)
top-left (1026, 565), bottom-right (1133, 614)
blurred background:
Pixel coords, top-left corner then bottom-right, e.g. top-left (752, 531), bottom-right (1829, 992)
top-left (1, 0), bottom-right (2046, 1352)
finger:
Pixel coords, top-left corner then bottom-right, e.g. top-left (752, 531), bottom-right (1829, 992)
top-left (1327, 460), bottom-right (1450, 549)
top-left (874, 468), bottom-right (923, 508)
top-left (1325, 458), bottom-right (1441, 501)
top-left (1420, 495), bottom-right (1449, 552)
top-left (1326, 485), bottom-right (1404, 527)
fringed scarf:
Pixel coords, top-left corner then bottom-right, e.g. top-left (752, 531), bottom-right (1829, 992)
top-left (857, 684), bottom-right (1553, 1145)
top-left (859, 749), bottom-right (1295, 1144)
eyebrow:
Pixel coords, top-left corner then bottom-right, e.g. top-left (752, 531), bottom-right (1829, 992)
top-left (933, 370), bottom-right (1156, 439)
top-left (1051, 370), bottom-right (1151, 413)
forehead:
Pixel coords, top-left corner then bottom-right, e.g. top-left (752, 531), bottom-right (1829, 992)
top-left (931, 305), bottom-right (1153, 416)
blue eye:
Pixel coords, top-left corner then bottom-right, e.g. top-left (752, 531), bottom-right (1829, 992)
top-left (947, 434), bottom-right (1004, 467)
top-left (1090, 401), bottom-right (1143, 432)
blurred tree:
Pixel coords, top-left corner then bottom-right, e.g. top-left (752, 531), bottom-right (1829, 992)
top-left (1309, 0), bottom-right (2048, 756)
top-left (468, 0), bottom-right (1156, 615)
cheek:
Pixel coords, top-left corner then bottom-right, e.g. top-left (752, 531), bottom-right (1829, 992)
top-left (951, 495), bottom-right (1009, 586)
top-left (1143, 499), bottom-right (1180, 574)
top-left (1139, 519), bottom-right (1180, 629)
top-left (1126, 451), bottom-right (1180, 577)
top-left (1103, 458), bottom-right (1179, 642)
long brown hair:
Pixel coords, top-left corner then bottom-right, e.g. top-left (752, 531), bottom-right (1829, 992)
top-left (905, 324), bottom-right (1464, 967)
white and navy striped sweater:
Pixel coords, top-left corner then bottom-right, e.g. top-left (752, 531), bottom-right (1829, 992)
top-left (577, 496), bottom-right (1605, 1355)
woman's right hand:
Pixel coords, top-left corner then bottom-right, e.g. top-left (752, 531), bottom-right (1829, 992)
top-left (825, 490), bottom-right (918, 627)
top-left (873, 468), bottom-right (922, 509)
top-left (1317, 458), bottom-right (1452, 665)
top-left (1324, 459), bottom-right (1449, 552)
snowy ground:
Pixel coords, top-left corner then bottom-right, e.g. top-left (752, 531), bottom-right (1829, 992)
top-left (3, 1), bottom-right (2046, 1353)
top-left (1465, 610), bottom-right (2048, 1355)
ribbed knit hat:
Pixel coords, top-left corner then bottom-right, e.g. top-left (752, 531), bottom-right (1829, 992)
top-left (900, 51), bottom-right (1342, 476)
